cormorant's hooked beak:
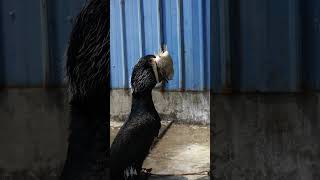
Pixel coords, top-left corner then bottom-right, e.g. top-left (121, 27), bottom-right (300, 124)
top-left (151, 45), bottom-right (174, 87)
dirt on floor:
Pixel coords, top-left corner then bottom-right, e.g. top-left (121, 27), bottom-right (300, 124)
top-left (110, 121), bottom-right (210, 180)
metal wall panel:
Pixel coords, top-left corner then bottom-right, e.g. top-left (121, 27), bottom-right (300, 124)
top-left (0, 0), bottom-right (86, 87)
top-left (213, 0), bottom-right (298, 92)
top-left (212, 0), bottom-right (320, 93)
top-left (47, 0), bottom-right (87, 86)
top-left (110, 0), bottom-right (212, 91)
top-left (3, 0), bottom-right (320, 91)
top-left (302, 0), bottom-right (320, 90)
top-left (0, 0), bottom-right (43, 86)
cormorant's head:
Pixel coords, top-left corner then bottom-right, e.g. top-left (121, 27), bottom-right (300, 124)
top-left (131, 47), bottom-right (174, 94)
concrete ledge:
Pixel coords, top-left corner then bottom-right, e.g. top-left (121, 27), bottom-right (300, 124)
top-left (0, 88), bottom-right (69, 173)
top-left (110, 89), bottom-right (210, 125)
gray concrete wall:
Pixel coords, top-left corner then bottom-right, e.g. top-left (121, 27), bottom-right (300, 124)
top-left (0, 88), bottom-right (209, 176)
top-left (110, 89), bottom-right (210, 124)
top-left (4, 89), bottom-right (318, 179)
top-left (0, 88), bottom-right (69, 177)
top-left (212, 93), bottom-right (320, 180)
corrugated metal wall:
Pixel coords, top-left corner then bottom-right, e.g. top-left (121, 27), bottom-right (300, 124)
top-left (212, 0), bottom-right (320, 93)
top-left (0, 1), bottom-right (42, 86)
top-left (302, 0), bottom-right (320, 90)
top-left (0, 0), bottom-right (86, 87)
top-left (46, 0), bottom-right (87, 85)
top-left (2, 0), bottom-right (320, 92)
top-left (110, 0), bottom-right (212, 91)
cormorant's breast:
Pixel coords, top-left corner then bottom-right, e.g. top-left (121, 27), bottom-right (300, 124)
top-left (110, 92), bottom-right (161, 180)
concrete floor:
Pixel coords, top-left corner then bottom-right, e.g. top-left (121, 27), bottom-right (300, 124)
top-left (110, 121), bottom-right (210, 180)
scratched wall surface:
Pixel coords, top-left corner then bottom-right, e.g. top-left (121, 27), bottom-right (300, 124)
top-left (110, 0), bottom-right (212, 91)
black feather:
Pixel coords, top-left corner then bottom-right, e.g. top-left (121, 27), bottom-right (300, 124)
top-left (60, 0), bottom-right (109, 179)
top-left (110, 55), bottom-right (161, 180)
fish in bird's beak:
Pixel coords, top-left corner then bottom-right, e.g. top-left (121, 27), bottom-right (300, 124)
top-left (151, 45), bottom-right (174, 86)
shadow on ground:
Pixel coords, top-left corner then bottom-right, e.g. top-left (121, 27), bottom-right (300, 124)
top-left (149, 175), bottom-right (209, 180)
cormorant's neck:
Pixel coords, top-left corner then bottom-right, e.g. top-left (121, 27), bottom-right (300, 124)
top-left (131, 91), bottom-right (156, 111)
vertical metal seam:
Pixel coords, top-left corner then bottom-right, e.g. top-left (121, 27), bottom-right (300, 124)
top-left (0, 1), bottom-right (3, 86)
top-left (219, 0), bottom-right (226, 88)
top-left (219, 0), bottom-right (231, 90)
top-left (208, 0), bottom-right (212, 89)
top-left (40, 0), bottom-right (50, 87)
top-left (157, 0), bottom-right (163, 50)
top-left (210, 0), bottom-right (214, 90)
top-left (110, 0), bottom-right (113, 87)
top-left (138, 0), bottom-right (144, 57)
top-left (198, 0), bottom-right (205, 90)
top-left (177, 0), bottom-right (184, 89)
top-left (120, 0), bottom-right (128, 88)
top-left (288, 0), bottom-right (300, 91)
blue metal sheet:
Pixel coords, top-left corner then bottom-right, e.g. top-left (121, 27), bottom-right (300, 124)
top-left (124, 0), bottom-right (141, 88)
top-left (205, 0), bottom-right (211, 89)
top-left (302, 0), bottom-right (320, 90)
top-left (110, 0), bottom-right (212, 91)
top-left (212, 0), bottom-right (306, 92)
top-left (234, 0), bottom-right (300, 92)
top-left (162, 0), bottom-right (180, 89)
top-left (183, 0), bottom-right (200, 90)
top-left (0, 0), bottom-right (43, 86)
top-left (0, 0), bottom-right (86, 87)
top-left (4, 0), bottom-right (320, 92)
top-left (212, 0), bottom-right (226, 92)
top-left (47, 0), bottom-right (87, 86)
top-left (110, 0), bottom-right (124, 88)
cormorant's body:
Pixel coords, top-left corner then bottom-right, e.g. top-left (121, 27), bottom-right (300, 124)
top-left (110, 92), bottom-right (161, 180)
top-left (110, 56), bottom-right (162, 180)
top-left (59, 0), bottom-right (173, 178)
